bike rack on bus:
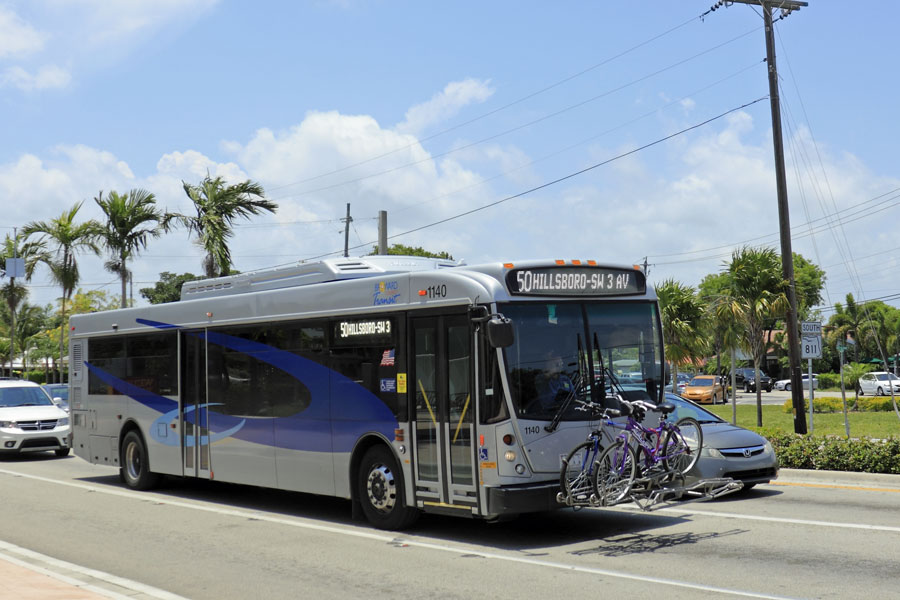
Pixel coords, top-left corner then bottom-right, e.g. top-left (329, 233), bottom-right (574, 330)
top-left (556, 474), bottom-right (743, 512)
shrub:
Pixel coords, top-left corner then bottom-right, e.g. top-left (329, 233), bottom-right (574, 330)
top-left (764, 432), bottom-right (900, 474)
top-left (817, 372), bottom-right (841, 389)
top-left (782, 395), bottom-right (900, 413)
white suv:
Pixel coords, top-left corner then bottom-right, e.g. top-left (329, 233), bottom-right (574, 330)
top-left (0, 380), bottom-right (71, 457)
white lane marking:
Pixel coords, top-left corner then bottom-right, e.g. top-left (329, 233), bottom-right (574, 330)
top-left (0, 540), bottom-right (188, 600)
top-left (1, 468), bottom-right (795, 600)
top-left (653, 507), bottom-right (900, 533)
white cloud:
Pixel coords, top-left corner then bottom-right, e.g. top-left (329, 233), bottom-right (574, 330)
top-left (0, 7), bottom-right (46, 58)
top-left (1, 64), bottom-right (71, 90)
top-left (396, 78), bottom-right (495, 135)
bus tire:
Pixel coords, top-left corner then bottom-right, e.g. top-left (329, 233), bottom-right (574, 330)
top-left (358, 445), bottom-right (418, 530)
top-left (120, 430), bottom-right (160, 491)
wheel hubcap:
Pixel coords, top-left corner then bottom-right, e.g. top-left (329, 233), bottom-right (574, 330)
top-left (125, 442), bottom-right (142, 481)
top-left (366, 463), bottom-right (396, 512)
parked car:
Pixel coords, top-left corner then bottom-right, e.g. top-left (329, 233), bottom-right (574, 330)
top-left (41, 383), bottom-right (69, 411)
top-left (664, 372), bottom-right (692, 394)
top-left (775, 374), bottom-right (818, 391)
top-left (661, 393), bottom-right (778, 490)
top-left (0, 380), bottom-right (71, 457)
top-left (857, 371), bottom-right (900, 396)
top-left (732, 367), bottom-right (773, 393)
top-left (681, 375), bottom-right (725, 404)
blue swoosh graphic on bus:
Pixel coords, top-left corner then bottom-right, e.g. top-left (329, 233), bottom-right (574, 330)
top-left (86, 319), bottom-right (398, 452)
top-left (150, 404), bottom-right (246, 447)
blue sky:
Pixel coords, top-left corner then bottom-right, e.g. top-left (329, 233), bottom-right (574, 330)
top-left (2, 1), bottom-right (898, 316)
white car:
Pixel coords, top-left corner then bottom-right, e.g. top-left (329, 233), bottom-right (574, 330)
top-left (857, 371), bottom-right (900, 396)
top-left (0, 380), bottom-right (71, 457)
top-left (775, 374), bottom-right (818, 391)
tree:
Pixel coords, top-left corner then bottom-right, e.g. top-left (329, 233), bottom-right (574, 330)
top-left (140, 272), bottom-right (202, 304)
top-left (792, 253), bottom-right (826, 319)
top-left (828, 294), bottom-right (878, 363)
top-left (94, 189), bottom-right (170, 308)
top-left (1, 232), bottom-right (48, 375)
top-left (718, 247), bottom-right (789, 427)
top-left (369, 243), bottom-right (454, 260)
top-left (23, 202), bottom-right (101, 382)
top-left (699, 272), bottom-right (744, 416)
top-left (656, 279), bottom-right (707, 391)
top-left (177, 175), bottom-right (276, 278)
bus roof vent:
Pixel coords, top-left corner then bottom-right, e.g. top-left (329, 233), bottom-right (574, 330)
top-left (179, 255), bottom-right (465, 300)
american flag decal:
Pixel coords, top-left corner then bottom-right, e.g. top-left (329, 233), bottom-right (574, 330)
top-left (381, 349), bottom-right (395, 366)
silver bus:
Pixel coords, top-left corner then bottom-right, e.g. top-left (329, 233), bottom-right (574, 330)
top-left (69, 256), bottom-right (663, 529)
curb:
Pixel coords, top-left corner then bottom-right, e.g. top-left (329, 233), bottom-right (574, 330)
top-left (776, 468), bottom-right (900, 490)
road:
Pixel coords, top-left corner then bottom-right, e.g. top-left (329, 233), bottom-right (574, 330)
top-left (1, 454), bottom-right (898, 599)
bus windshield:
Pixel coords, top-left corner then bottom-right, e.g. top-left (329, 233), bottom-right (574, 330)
top-left (501, 301), bottom-right (663, 420)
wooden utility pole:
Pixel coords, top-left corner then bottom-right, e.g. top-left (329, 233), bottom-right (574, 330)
top-left (728, 0), bottom-right (808, 434)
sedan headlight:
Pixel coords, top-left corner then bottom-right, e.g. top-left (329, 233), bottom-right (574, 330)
top-left (0, 420), bottom-right (16, 429)
top-left (763, 440), bottom-right (774, 455)
top-left (701, 447), bottom-right (724, 459)
top-left (57, 417), bottom-right (69, 427)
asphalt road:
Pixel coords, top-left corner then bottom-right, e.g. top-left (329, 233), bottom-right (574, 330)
top-left (1, 454), bottom-right (899, 599)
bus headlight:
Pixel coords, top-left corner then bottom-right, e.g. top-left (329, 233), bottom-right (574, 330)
top-left (504, 450), bottom-right (516, 462)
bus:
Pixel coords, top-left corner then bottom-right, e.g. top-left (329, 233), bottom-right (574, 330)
top-left (69, 256), bottom-right (664, 529)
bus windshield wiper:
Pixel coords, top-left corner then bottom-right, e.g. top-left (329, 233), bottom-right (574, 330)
top-left (545, 334), bottom-right (587, 433)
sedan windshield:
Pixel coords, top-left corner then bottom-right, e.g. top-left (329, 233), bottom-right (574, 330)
top-left (876, 373), bottom-right (899, 381)
top-left (0, 386), bottom-right (55, 408)
top-left (689, 377), bottom-right (715, 387)
top-left (501, 301), bottom-right (663, 420)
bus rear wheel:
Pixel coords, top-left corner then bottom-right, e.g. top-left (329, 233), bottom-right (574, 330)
top-left (120, 430), bottom-right (160, 490)
top-left (358, 446), bottom-right (418, 530)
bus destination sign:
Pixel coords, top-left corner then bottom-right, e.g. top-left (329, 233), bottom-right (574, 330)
top-left (507, 266), bottom-right (645, 296)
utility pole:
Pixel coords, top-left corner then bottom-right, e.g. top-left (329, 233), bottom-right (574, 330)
top-left (727, 0), bottom-right (808, 434)
top-left (378, 211), bottom-right (388, 255)
top-left (342, 203), bottom-right (352, 258)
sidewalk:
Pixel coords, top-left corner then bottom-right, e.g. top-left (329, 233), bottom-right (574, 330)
top-left (776, 467), bottom-right (900, 490)
top-left (0, 540), bottom-right (185, 600)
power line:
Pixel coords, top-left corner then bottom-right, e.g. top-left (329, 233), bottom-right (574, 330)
top-left (264, 10), bottom-right (719, 196)
top-left (292, 97), bottom-right (769, 263)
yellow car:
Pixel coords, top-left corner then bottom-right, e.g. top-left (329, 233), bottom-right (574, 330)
top-left (681, 375), bottom-right (725, 404)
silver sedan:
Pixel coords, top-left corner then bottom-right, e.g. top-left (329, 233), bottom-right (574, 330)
top-left (662, 393), bottom-right (778, 490)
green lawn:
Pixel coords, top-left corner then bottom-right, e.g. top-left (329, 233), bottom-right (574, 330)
top-left (705, 404), bottom-right (900, 439)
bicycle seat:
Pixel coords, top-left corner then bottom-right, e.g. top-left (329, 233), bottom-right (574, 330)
top-left (656, 402), bottom-right (676, 415)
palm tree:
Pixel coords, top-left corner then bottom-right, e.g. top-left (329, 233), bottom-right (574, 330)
top-left (1, 232), bottom-right (48, 376)
top-left (176, 175), bottom-right (276, 278)
top-left (94, 189), bottom-right (170, 308)
top-left (656, 279), bottom-right (708, 393)
top-left (829, 294), bottom-right (876, 362)
top-left (23, 203), bottom-right (101, 382)
top-left (718, 247), bottom-right (789, 427)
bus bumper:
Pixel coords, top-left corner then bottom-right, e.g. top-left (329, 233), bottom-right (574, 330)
top-left (485, 481), bottom-right (561, 515)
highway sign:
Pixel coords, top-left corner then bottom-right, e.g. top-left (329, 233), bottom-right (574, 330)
top-left (801, 322), bottom-right (822, 359)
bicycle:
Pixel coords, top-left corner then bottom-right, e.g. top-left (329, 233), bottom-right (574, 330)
top-left (591, 399), bottom-right (703, 506)
top-left (557, 403), bottom-right (622, 506)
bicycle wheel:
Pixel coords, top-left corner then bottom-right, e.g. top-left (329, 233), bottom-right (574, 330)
top-left (663, 417), bottom-right (703, 475)
top-left (591, 440), bottom-right (636, 506)
top-left (559, 441), bottom-right (597, 504)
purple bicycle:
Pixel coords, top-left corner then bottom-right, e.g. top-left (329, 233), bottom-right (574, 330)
top-left (591, 398), bottom-right (703, 506)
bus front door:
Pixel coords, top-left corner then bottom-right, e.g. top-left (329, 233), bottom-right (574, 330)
top-left (181, 331), bottom-right (211, 479)
top-left (411, 316), bottom-right (477, 512)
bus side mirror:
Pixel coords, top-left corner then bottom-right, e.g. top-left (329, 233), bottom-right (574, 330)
top-left (486, 316), bottom-right (514, 348)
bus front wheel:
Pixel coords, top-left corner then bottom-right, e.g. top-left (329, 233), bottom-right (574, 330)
top-left (358, 445), bottom-right (418, 530)
top-left (120, 431), bottom-right (160, 490)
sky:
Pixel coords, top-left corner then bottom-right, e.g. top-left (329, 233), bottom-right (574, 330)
top-left (1, 1), bottom-right (899, 318)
